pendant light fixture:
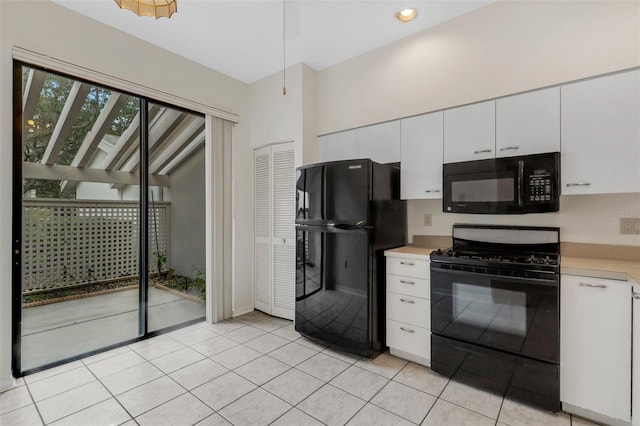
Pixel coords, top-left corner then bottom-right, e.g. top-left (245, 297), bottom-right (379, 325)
top-left (282, 0), bottom-right (287, 96)
top-left (114, 0), bottom-right (177, 19)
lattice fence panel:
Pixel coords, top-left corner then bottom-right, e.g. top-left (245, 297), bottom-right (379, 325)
top-left (23, 200), bottom-right (169, 293)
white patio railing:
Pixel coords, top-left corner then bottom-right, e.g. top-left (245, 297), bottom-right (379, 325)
top-left (23, 199), bottom-right (170, 293)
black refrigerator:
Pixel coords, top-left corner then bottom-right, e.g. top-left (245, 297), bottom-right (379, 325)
top-left (294, 159), bottom-right (406, 358)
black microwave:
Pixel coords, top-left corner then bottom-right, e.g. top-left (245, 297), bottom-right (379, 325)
top-left (443, 152), bottom-right (560, 214)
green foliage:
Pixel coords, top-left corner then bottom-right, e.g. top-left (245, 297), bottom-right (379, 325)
top-left (192, 265), bottom-right (206, 300)
top-left (153, 251), bottom-right (167, 273)
top-left (21, 67), bottom-right (139, 199)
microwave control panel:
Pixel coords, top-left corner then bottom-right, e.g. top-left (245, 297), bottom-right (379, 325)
top-left (527, 169), bottom-right (553, 203)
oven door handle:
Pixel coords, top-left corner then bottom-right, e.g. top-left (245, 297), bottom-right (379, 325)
top-left (518, 160), bottom-right (525, 209)
top-left (431, 267), bottom-right (558, 287)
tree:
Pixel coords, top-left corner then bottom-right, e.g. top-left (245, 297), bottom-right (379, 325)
top-left (22, 67), bottom-right (139, 199)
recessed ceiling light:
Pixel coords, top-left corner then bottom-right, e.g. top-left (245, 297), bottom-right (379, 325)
top-left (396, 8), bottom-right (418, 23)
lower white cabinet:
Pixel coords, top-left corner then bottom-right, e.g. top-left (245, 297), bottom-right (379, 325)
top-left (385, 253), bottom-right (431, 366)
top-left (561, 275), bottom-right (632, 423)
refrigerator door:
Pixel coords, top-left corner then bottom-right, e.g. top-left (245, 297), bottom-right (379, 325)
top-left (296, 166), bottom-right (324, 223)
top-left (295, 224), bottom-right (373, 356)
top-left (324, 160), bottom-right (370, 225)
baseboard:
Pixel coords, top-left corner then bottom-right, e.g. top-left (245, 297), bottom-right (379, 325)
top-left (562, 402), bottom-right (630, 426)
top-left (232, 305), bottom-right (254, 317)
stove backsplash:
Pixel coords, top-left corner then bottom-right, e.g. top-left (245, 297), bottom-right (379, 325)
top-left (407, 193), bottom-right (640, 247)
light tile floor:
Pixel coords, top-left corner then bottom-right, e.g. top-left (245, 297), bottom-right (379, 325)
top-left (1, 310), bottom-right (600, 426)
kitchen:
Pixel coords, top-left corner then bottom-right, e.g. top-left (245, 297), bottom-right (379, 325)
top-left (0, 1), bottom-right (639, 425)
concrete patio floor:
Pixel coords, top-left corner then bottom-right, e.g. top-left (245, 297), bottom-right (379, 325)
top-left (21, 287), bottom-right (205, 370)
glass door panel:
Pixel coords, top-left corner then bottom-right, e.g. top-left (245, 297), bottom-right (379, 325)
top-left (146, 102), bottom-right (205, 332)
top-left (19, 65), bottom-right (141, 370)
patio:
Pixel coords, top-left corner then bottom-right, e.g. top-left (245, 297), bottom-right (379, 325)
top-left (22, 287), bottom-right (205, 371)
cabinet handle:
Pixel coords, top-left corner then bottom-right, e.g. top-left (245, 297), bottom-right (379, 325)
top-left (400, 327), bottom-right (415, 333)
top-left (424, 189), bottom-right (441, 193)
top-left (400, 298), bottom-right (415, 304)
top-left (400, 280), bottom-right (415, 285)
top-left (473, 149), bottom-right (492, 154)
top-left (579, 282), bottom-right (607, 289)
top-left (499, 146), bottom-right (519, 151)
top-left (566, 183), bottom-right (591, 187)
top-left (399, 261), bottom-right (415, 266)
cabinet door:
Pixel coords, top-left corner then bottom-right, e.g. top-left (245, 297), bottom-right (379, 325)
top-left (358, 121), bottom-right (401, 163)
top-left (560, 275), bottom-right (631, 422)
top-left (317, 129), bottom-right (358, 162)
top-left (496, 87), bottom-right (560, 157)
top-left (561, 70), bottom-right (640, 195)
top-left (400, 112), bottom-right (443, 199)
top-left (444, 100), bottom-right (495, 163)
top-left (271, 144), bottom-right (296, 320)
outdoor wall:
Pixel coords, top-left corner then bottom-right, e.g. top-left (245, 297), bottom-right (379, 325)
top-left (0, 0), bottom-right (250, 392)
top-left (164, 146), bottom-right (206, 278)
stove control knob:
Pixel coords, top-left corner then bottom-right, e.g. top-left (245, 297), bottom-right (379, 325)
top-left (435, 249), bottom-right (442, 255)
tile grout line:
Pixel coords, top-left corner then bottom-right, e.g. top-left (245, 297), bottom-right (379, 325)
top-left (20, 379), bottom-right (46, 426)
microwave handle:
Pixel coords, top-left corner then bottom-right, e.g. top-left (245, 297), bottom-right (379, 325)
top-left (518, 160), bottom-right (524, 208)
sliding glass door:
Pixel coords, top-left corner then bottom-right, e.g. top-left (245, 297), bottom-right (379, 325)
top-left (13, 63), bottom-right (205, 374)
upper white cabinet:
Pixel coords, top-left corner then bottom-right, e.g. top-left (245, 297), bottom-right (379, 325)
top-left (444, 100), bottom-right (495, 163)
top-left (561, 69), bottom-right (640, 195)
top-left (496, 87), bottom-right (560, 157)
top-left (400, 112), bottom-right (443, 199)
top-left (560, 275), bottom-right (631, 423)
top-left (358, 121), bottom-right (401, 164)
top-left (317, 129), bottom-right (358, 162)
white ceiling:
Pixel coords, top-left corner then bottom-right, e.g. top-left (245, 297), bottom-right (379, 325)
top-left (53, 0), bottom-right (494, 84)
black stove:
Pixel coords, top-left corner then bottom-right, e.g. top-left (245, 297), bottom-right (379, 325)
top-left (429, 224), bottom-right (562, 412)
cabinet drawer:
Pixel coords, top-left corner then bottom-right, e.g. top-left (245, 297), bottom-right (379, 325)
top-left (387, 274), bottom-right (429, 299)
top-left (387, 293), bottom-right (430, 329)
top-left (386, 319), bottom-right (430, 359)
top-left (386, 257), bottom-right (430, 279)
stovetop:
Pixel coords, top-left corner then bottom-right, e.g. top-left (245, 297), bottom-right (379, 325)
top-left (430, 248), bottom-right (560, 273)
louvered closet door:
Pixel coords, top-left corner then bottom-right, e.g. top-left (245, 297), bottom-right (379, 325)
top-left (254, 147), bottom-right (272, 314)
top-left (271, 143), bottom-right (295, 320)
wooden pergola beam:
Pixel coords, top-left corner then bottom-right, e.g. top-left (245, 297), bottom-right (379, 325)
top-left (41, 82), bottom-right (91, 165)
top-left (23, 162), bottom-right (170, 187)
top-left (149, 116), bottom-right (205, 174)
top-left (102, 104), bottom-right (162, 171)
top-left (22, 69), bottom-right (46, 124)
top-left (160, 130), bottom-right (205, 175)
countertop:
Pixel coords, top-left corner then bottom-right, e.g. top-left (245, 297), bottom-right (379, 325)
top-left (385, 245), bottom-right (639, 283)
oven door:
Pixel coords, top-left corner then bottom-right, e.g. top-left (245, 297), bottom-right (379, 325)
top-left (443, 158), bottom-right (522, 214)
top-left (430, 266), bottom-right (559, 363)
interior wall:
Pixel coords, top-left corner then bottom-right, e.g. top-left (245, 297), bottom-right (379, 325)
top-left (240, 63), bottom-right (318, 315)
top-left (316, 0), bottom-right (640, 134)
top-left (408, 194), bottom-right (640, 247)
top-left (164, 147), bottom-right (206, 277)
top-left (0, 0), bottom-right (250, 391)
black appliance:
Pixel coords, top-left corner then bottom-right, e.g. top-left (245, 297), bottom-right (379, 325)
top-left (430, 224), bottom-right (561, 412)
top-left (294, 159), bottom-right (406, 358)
top-left (443, 152), bottom-right (560, 214)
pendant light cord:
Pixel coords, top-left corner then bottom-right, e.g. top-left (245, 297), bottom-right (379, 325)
top-left (282, 0), bottom-right (287, 95)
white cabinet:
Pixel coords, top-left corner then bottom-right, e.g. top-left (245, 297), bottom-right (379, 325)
top-left (561, 69), bottom-right (640, 195)
top-left (358, 121), bottom-right (401, 164)
top-left (400, 112), bottom-right (443, 199)
top-left (496, 87), bottom-right (560, 157)
top-left (317, 129), bottom-right (358, 162)
top-left (253, 143), bottom-right (296, 320)
top-left (633, 281), bottom-right (640, 426)
top-left (560, 275), bottom-right (631, 423)
top-left (444, 100), bottom-right (495, 163)
top-left (385, 253), bottom-right (431, 366)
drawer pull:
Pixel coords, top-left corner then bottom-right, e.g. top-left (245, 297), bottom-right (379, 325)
top-left (400, 298), bottom-right (415, 304)
top-left (400, 327), bottom-right (415, 333)
top-left (579, 282), bottom-right (607, 289)
top-left (399, 261), bottom-right (415, 266)
top-left (566, 183), bottom-right (591, 187)
top-left (399, 280), bottom-right (415, 285)
top-left (499, 146), bottom-right (519, 151)
top-left (473, 149), bottom-right (492, 154)
top-left (424, 189), bottom-right (441, 193)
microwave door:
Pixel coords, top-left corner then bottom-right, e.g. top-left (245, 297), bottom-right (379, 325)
top-left (446, 172), bottom-right (519, 213)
